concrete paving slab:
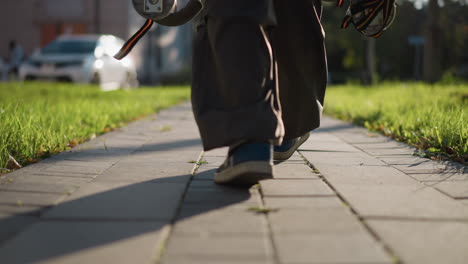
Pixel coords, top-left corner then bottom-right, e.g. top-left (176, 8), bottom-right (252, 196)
top-left (274, 232), bottom-right (391, 264)
top-left (58, 150), bottom-right (132, 163)
top-left (332, 131), bottom-right (392, 144)
top-left (430, 181), bottom-right (468, 199)
top-left (0, 181), bottom-right (80, 195)
top-left (40, 165), bottom-right (107, 175)
top-left (204, 147), bottom-right (229, 157)
top-left (162, 236), bottom-right (273, 262)
top-left (173, 207), bottom-right (267, 236)
top-left (269, 206), bottom-right (365, 235)
top-left (0, 221), bottom-right (168, 264)
top-left (43, 181), bottom-right (187, 221)
top-left (333, 185), bottom-right (468, 219)
top-left (263, 196), bottom-right (344, 209)
top-left (273, 163), bottom-right (319, 179)
top-left (94, 161), bottom-right (193, 183)
top-left (183, 187), bottom-right (258, 206)
top-left (107, 134), bottom-right (150, 142)
top-left (136, 137), bottom-right (202, 152)
top-left (275, 159), bottom-right (308, 165)
top-left (316, 165), bottom-right (418, 186)
top-left (95, 138), bottom-right (147, 150)
top-left (193, 167), bottom-right (216, 180)
top-left (300, 141), bottom-right (361, 153)
top-left (300, 150), bottom-right (387, 166)
top-left (393, 163), bottom-right (448, 174)
top-left (409, 172), bottom-right (468, 182)
top-left (31, 171), bottom-right (98, 178)
top-left (188, 180), bottom-right (243, 190)
top-left (367, 220), bottom-right (468, 264)
top-left (0, 214), bottom-right (38, 246)
top-left (196, 156), bottom-right (226, 169)
top-left (40, 159), bottom-right (114, 169)
top-left (0, 191), bottom-right (64, 207)
top-left (353, 142), bottom-right (412, 150)
top-left (127, 149), bottom-right (203, 162)
top-left (0, 204), bottom-right (44, 215)
top-left (306, 132), bottom-right (343, 143)
top-left (376, 156), bottom-right (434, 165)
top-left (284, 152), bottom-right (303, 159)
top-left (260, 179), bottom-right (335, 197)
top-left (163, 260), bottom-right (272, 264)
top-left (177, 195), bottom-right (261, 215)
top-left (0, 174), bottom-right (87, 194)
top-left (361, 147), bottom-right (417, 156)
top-left (2, 163), bottom-right (47, 176)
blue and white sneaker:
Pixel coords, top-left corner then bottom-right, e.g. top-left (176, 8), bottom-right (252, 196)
top-left (273, 133), bottom-right (310, 160)
top-left (214, 142), bottom-right (273, 186)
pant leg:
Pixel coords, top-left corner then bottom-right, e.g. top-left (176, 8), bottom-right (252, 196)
top-left (191, 14), bottom-right (284, 151)
top-left (271, 0), bottom-right (328, 140)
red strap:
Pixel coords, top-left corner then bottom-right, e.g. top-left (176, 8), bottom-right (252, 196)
top-left (114, 19), bottom-right (154, 60)
top-left (341, 16), bottom-right (353, 29)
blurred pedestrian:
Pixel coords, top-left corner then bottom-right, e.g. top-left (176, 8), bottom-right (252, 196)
top-left (0, 56), bottom-right (6, 82)
top-left (3, 40), bottom-right (24, 81)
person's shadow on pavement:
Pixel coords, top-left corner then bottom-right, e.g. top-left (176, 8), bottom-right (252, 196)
top-left (0, 169), bottom-right (252, 263)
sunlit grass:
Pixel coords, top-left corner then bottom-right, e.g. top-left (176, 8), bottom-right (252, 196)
top-left (0, 82), bottom-right (190, 169)
top-left (324, 82), bottom-right (467, 164)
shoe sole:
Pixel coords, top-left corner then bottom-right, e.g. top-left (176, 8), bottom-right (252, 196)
top-left (273, 133), bottom-right (310, 161)
top-left (214, 161), bottom-right (273, 187)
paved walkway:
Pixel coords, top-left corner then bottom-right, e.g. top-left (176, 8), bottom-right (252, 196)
top-left (0, 103), bottom-right (467, 264)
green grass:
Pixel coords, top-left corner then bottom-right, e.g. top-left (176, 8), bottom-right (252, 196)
top-left (0, 82), bottom-right (190, 169)
top-left (324, 82), bottom-right (467, 164)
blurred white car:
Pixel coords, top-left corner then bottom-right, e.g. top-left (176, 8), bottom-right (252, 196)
top-left (19, 35), bottom-right (138, 90)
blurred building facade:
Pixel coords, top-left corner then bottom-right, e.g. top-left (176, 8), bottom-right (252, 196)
top-left (0, 0), bottom-right (193, 84)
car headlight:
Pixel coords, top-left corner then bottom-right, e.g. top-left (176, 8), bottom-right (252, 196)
top-left (94, 59), bottom-right (104, 69)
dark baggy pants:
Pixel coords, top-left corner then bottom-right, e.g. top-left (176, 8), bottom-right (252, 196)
top-left (191, 0), bottom-right (328, 151)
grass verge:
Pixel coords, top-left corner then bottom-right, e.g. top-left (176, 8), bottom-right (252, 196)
top-left (0, 82), bottom-right (190, 170)
top-left (324, 82), bottom-right (467, 164)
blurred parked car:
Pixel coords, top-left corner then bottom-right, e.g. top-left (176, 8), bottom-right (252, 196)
top-left (19, 35), bottom-right (138, 90)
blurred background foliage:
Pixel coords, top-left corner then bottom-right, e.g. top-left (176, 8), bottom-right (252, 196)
top-left (322, 0), bottom-right (468, 84)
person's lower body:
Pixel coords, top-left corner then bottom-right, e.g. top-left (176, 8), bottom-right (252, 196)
top-left (191, 0), bottom-right (328, 185)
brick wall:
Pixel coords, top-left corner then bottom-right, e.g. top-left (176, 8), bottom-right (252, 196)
top-left (0, 0), bottom-right (129, 60)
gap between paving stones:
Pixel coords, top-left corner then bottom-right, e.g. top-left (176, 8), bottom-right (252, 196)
top-left (149, 150), bottom-right (203, 264)
top-left (259, 189), bottom-right (282, 264)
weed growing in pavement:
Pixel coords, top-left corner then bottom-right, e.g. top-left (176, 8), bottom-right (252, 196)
top-left (188, 160), bottom-right (208, 165)
top-left (160, 125), bottom-right (172, 132)
top-left (248, 206), bottom-right (280, 214)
